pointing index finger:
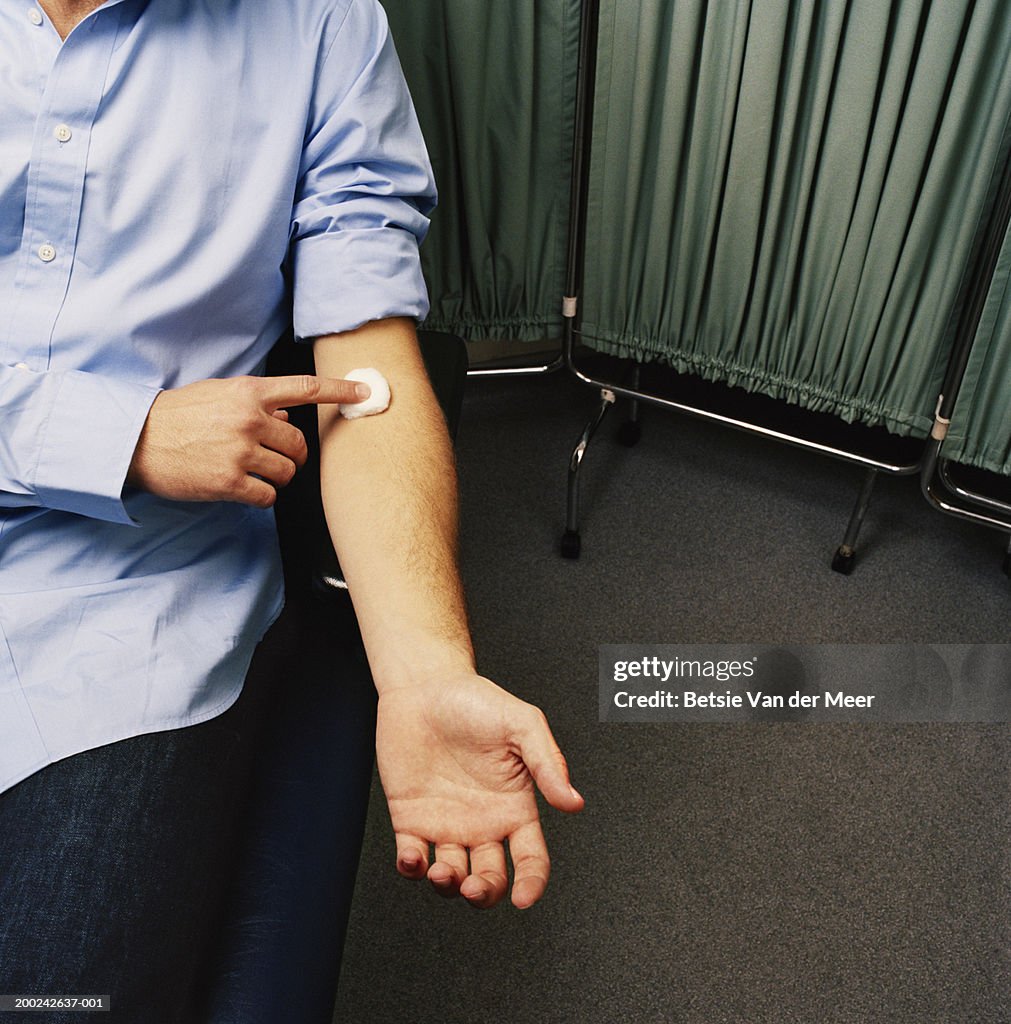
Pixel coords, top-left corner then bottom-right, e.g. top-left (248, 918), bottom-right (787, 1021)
top-left (257, 374), bottom-right (370, 410)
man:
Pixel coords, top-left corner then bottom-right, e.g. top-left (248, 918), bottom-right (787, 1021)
top-left (0, 0), bottom-right (583, 1016)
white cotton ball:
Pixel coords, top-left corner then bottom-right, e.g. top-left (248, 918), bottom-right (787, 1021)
top-left (339, 367), bottom-right (391, 419)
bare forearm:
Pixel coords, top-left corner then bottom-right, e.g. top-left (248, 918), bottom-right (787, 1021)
top-left (313, 318), bottom-right (474, 691)
top-left (315, 319), bottom-right (583, 910)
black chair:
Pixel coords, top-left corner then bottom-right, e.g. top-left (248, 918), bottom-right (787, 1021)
top-left (195, 330), bottom-right (468, 1023)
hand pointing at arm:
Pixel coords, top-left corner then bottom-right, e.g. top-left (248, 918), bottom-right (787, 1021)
top-left (127, 374), bottom-right (368, 506)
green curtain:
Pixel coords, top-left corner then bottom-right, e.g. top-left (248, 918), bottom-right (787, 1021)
top-left (580, 0), bottom-right (1011, 437)
top-left (383, 0), bottom-right (581, 342)
top-left (944, 221), bottom-right (1011, 475)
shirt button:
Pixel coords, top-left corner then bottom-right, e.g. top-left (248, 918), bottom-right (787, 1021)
top-left (14, 362), bottom-right (29, 371)
top-left (27, 8), bottom-right (43, 25)
top-left (54, 124), bottom-right (73, 143)
top-left (38, 244), bottom-right (56, 263)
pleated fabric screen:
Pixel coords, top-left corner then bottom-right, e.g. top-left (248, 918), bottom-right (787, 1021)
top-left (579, 0), bottom-right (1011, 439)
top-left (945, 223), bottom-right (1011, 475)
top-left (382, 0), bottom-right (582, 342)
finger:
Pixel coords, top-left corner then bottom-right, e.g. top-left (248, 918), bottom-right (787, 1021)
top-left (395, 833), bottom-right (429, 880)
top-left (516, 707), bottom-right (585, 813)
top-left (247, 448), bottom-right (297, 489)
top-left (260, 416), bottom-right (308, 466)
top-left (256, 374), bottom-right (370, 411)
top-left (507, 821), bottom-right (551, 910)
top-left (428, 843), bottom-right (469, 898)
top-left (231, 474), bottom-right (277, 510)
top-left (461, 841), bottom-right (508, 909)
top-left (271, 409), bottom-right (289, 422)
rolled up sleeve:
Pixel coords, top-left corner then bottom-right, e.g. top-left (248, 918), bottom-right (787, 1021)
top-left (290, 0), bottom-right (437, 341)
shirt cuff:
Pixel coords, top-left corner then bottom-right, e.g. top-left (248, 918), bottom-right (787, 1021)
top-left (291, 227), bottom-right (431, 341)
top-left (34, 370), bottom-right (161, 525)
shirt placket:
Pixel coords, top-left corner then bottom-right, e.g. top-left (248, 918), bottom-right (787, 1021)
top-left (7, 4), bottom-right (123, 372)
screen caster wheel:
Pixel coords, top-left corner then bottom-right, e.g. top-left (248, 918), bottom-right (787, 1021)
top-left (616, 420), bottom-right (642, 447)
top-left (561, 530), bottom-right (581, 559)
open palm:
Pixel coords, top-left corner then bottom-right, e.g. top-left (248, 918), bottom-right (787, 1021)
top-left (376, 674), bottom-right (583, 909)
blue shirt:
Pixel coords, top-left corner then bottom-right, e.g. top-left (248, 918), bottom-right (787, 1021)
top-left (0, 0), bottom-right (436, 794)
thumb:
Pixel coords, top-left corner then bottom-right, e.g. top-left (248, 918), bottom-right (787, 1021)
top-left (517, 709), bottom-right (584, 813)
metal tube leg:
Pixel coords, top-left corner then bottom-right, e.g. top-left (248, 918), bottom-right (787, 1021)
top-left (562, 389), bottom-right (616, 558)
top-left (832, 468), bottom-right (879, 575)
top-left (617, 364), bottom-right (643, 447)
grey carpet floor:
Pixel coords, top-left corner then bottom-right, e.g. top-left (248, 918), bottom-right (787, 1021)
top-left (333, 371), bottom-right (1010, 1024)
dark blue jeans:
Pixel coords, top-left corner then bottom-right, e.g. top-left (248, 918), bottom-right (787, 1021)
top-left (0, 587), bottom-right (377, 1024)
